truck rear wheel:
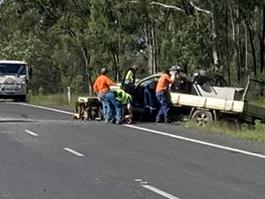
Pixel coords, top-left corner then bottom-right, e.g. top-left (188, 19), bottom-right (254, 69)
top-left (191, 110), bottom-right (213, 126)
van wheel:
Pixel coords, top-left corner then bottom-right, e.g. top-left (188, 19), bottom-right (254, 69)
top-left (191, 110), bottom-right (213, 126)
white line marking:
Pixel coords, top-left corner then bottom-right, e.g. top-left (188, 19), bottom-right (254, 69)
top-left (12, 103), bottom-right (265, 160)
top-left (134, 179), bottom-right (143, 182)
top-left (142, 184), bottom-right (182, 199)
top-left (11, 102), bottom-right (73, 115)
top-left (1, 131), bottom-right (10, 134)
top-left (63, 147), bottom-right (85, 157)
top-left (125, 125), bottom-right (265, 159)
top-left (25, 129), bottom-right (39, 137)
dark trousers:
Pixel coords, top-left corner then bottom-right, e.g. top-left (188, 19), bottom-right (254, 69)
top-left (156, 91), bottom-right (170, 119)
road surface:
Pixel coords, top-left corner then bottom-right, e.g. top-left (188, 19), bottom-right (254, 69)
top-left (0, 102), bottom-right (264, 199)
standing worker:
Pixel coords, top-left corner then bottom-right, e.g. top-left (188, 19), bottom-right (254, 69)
top-left (105, 88), bottom-right (132, 124)
top-left (122, 64), bottom-right (138, 95)
top-left (93, 68), bottom-right (115, 122)
top-left (155, 68), bottom-right (176, 123)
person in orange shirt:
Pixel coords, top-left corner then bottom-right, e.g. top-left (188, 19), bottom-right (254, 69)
top-left (155, 69), bottom-right (176, 123)
top-left (93, 68), bottom-right (115, 122)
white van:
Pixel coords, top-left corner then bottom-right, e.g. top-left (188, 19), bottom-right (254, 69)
top-left (0, 60), bottom-right (31, 101)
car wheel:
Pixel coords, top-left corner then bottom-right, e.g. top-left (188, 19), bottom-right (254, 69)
top-left (191, 110), bottom-right (213, 126)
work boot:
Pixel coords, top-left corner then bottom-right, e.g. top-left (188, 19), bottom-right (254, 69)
top-left (116, 120), bottom-right (122, 125)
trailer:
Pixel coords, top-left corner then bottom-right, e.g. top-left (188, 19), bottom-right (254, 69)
top-left (73, 96), bottom-right (102, 120)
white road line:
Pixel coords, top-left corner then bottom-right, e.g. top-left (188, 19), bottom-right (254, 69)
top-left (142, 184), bottom-right (182, 199)
top-left (1, 131), bottom-right (10, 134)
top-left (25, 129), bottom-right (39, 137)
top-left (125, 125), bottom-right (265, 160)
top-left (63, 147), bottom-right (85, 157)
top-left (12, 103), bottom-right (265, 160)
top-left (10, 102), bottom-right (73, 115)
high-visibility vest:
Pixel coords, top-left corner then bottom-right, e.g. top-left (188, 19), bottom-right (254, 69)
top-left (122, 68), bottom-right (136, 85)
top-left (114, 88), bottom-right (132, 105)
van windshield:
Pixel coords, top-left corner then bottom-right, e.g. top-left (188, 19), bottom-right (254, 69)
top-left (0, 64), bottom-right (26, 76)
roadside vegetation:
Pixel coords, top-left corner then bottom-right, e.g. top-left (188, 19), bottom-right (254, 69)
top-left (185, 121), bottom-right (265, 143)
top-left (1, 0), bottom-right (265, 94)
top-left (28, 93), bottom-right (79, 111)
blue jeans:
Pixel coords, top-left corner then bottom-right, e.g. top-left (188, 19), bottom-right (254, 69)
top-left (98, 93), bottom-right (108, 121)
top-left (104, 91), bottom-right (123, 123)
top-left (156, 91), bottom-right (170, 119)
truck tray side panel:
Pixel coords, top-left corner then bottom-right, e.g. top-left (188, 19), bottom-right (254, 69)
top-left (170, 93), bottom-right (244, 113)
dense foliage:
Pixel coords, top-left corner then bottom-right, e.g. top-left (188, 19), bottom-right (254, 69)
top-left (1, 0), bottom-right (265, 93)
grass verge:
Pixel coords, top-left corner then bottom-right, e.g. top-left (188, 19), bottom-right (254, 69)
top-left (185, 121), bottom-right (265, 143)
top-left (28, 93), bottom-right (86, 110)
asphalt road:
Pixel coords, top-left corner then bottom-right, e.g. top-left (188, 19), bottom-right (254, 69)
top-left (0, 102), bottom-right (264, 199)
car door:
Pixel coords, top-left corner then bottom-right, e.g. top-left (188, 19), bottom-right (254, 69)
top-left (133, 74), bottom-right (161, 108)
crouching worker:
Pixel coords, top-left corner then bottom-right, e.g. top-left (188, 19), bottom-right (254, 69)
top-left (105, 88), bottom-right (133, 124)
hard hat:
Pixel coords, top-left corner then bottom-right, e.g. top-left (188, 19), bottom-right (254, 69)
top-left (171, 65), bottom-right (182, 72)
top-left (100, 67), bottom-right (108, 74)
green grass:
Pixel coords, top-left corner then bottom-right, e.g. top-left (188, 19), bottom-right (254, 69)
top-left (185, 121), bottom-right (265, 143)
top-left (28, 93), bottom-right (87, 110)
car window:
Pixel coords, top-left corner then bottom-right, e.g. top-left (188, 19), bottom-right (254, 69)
top-left (139, 76), bottom-right (160, 87)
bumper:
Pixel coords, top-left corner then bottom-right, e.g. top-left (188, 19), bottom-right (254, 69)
top-left (0, 94), bottom-right (26, 99)
top-left (0, 85), bottom-right (27, 97)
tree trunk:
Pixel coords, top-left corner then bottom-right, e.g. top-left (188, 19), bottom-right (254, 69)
top-left (80, 43), bottom-right (91, 95)
top-left (152, 25), bottom-right (157, 73)
top-left (260, 5), bottom-right (265, 73)
top-left (239, 8), bottom-right (257, 77)
top-left (225, 0), bottom-right (231, 85)
top-left (145, 22), bottom-right (157, 74)
top-left (239, 28), bottom-right (245, 75)
top-left (245, 19), bottom-right (257, 77)
top-left (211, 13), bottom-right (219, 67)
top-left (244, 22), bottom-right (248, 73)
top-left (230, 1), bottom-right (241, 81)
top-left (236, 4), bottom-right (242, 81)
top-left (111, 50), bottom-right (119, 82)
